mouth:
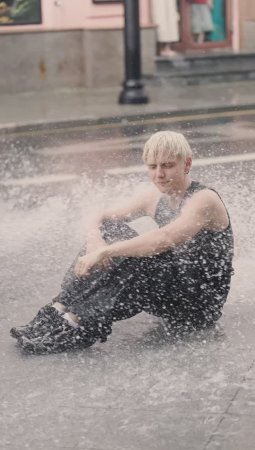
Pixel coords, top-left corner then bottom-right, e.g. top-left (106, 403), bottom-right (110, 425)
top-left (157, 181), bottom-right (168, 186)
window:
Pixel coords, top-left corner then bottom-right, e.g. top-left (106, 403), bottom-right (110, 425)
top-left (0, 0), bottom-right (42, 26)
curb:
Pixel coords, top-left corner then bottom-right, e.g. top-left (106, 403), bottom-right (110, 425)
top-left (1, 103), bottom-right (255, 135)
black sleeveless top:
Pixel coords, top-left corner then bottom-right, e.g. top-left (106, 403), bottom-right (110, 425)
top-left (153, 181), bottom-right (234, 324)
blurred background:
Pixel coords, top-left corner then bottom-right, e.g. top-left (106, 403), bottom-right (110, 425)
top-left (0, 0), bottom-right (254, 93)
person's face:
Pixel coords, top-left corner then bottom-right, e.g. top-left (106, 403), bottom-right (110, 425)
top-left (147, 156), bottom-right (192, 194)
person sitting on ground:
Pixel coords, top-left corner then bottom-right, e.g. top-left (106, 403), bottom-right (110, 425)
top-left (10, 130), bottom-right (234, 354)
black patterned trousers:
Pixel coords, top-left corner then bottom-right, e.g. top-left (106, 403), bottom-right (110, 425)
top-left (53, 220), bottom-right (220, 345)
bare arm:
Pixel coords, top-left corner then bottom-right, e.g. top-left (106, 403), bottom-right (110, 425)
top-left (103, 190), bottom-right (213, 258)
top-left (85, 187), bottom-right (158, 246)
top-left (75, 189), bottom-right (229, 276)
top-left (104, 189), bottom-right (229, 257)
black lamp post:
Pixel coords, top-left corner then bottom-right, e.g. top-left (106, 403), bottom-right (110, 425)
top-left (119, 0), bottom-right (149, 104)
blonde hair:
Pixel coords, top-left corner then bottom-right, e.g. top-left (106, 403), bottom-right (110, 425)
top-left (143, 131), bottom-right (192, 164)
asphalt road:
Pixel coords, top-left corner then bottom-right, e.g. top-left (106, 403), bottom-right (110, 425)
top-left (1, 110), bottom-right (255, 450)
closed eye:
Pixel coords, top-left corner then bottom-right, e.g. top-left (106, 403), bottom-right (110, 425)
top-left (162, 163), bottom-right (175, 168)
top-left (148, 165), bottom-right (157, 169)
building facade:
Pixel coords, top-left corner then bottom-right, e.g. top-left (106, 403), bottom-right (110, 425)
top-left (0, 0), bottom-right (254, 93)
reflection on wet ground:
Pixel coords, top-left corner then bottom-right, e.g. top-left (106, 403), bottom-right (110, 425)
top-left (0, 111), bottom-right (255, 450)
top-left (1, 112), bottom-right (255, 180)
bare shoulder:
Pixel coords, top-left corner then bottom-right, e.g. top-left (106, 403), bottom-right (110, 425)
top-left (185, 188), bottom-right (229, 231)
top-left (187, 188), bottom-right (222, 207)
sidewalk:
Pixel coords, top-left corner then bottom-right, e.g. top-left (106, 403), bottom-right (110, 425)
top-left (2, 80), bottom-right (255, 131)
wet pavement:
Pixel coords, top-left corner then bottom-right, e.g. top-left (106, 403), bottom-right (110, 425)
top-left (2, 80), bottom-right (255, 130)
top-left (1, 108), bottom-right (255, 449)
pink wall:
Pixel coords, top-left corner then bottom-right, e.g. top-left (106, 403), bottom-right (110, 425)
top-left (0, 0), bottom-right (152, 33)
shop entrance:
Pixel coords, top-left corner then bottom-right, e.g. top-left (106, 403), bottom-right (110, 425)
top-left (172, 0), bottom-right (232, 52)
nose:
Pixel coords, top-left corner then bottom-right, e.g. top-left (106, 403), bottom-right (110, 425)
top-left (155, 165), bottom-right (164, 177)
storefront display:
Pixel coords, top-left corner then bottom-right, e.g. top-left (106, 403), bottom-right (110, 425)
top-left (0, 0), bottom-right (41, 25)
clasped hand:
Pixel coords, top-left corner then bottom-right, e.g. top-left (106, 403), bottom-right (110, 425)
top-left (74, 247), bottom-right (111, 277)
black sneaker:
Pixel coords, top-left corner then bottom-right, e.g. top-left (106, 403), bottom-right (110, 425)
top-left (17, 319), bottom-right (96, 354)
top-left (10, 304), bottom-right (64, 340)
top-left (10, 325), bottom-right (32, 340)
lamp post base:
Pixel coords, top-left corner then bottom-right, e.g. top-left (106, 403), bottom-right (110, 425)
top-left (119, 80), bottom-right (149, 104)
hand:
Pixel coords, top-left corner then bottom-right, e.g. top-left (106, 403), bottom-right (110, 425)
top-left (86, 237), bottom-right (112, 269)
top-left (74, 247), bottom-right (109, 277)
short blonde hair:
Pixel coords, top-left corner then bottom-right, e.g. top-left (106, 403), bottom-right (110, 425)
top-left (143, 131), bottom-right (192, 164)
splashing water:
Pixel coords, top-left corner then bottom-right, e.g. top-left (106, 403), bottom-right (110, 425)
top-left (1, 162), bottom-right (254, 298)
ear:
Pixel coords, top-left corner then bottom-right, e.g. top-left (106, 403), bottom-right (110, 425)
top-left (185, 157), bottom-right (192, 174)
